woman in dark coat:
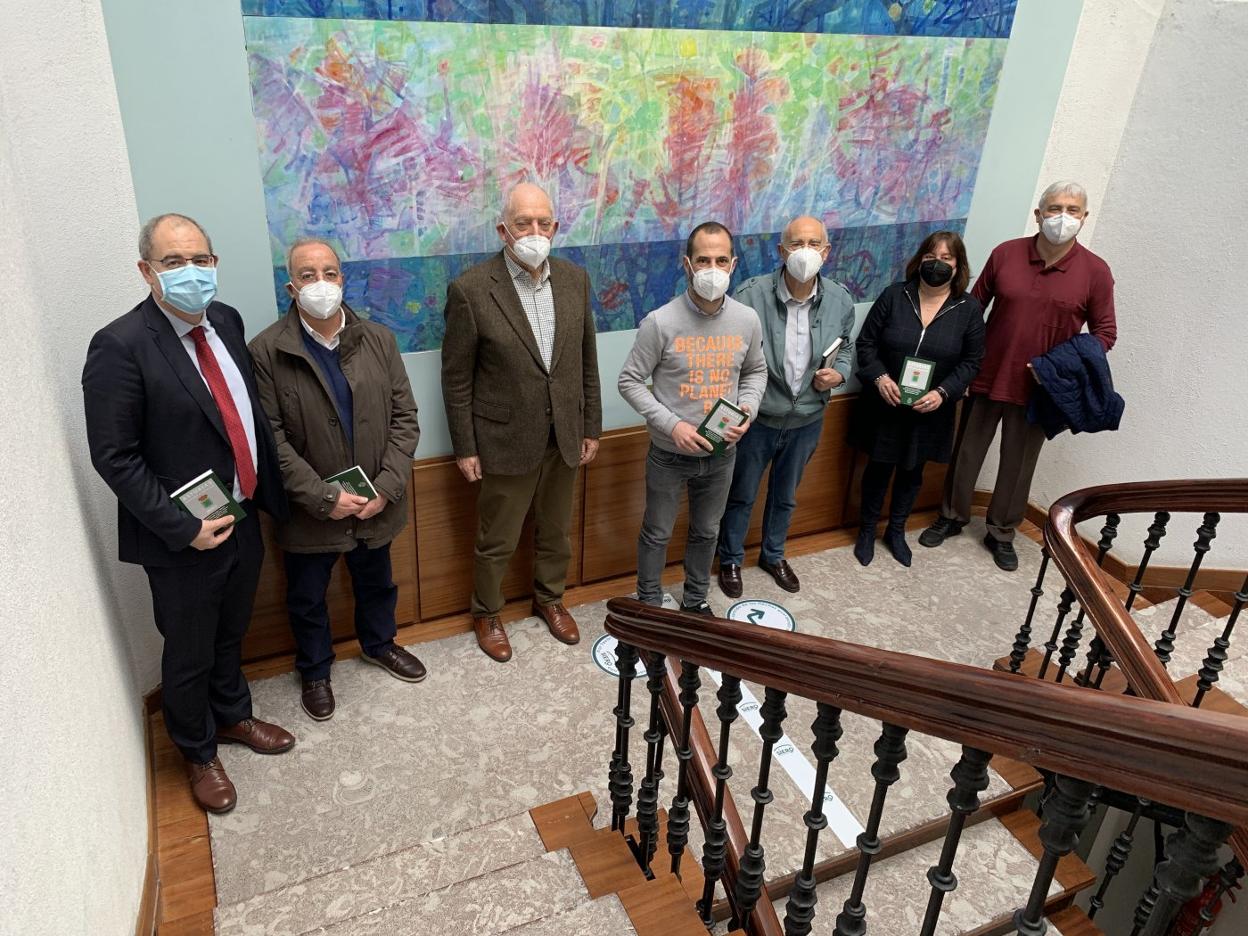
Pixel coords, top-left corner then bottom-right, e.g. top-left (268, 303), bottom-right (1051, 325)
top-left (849, 230), bottom-right (985, 567)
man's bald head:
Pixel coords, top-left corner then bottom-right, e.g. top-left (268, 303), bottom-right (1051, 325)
top-left (781, 215), bottom-right (828, 247)
top-left (501, 183), bottom-right (555, 229)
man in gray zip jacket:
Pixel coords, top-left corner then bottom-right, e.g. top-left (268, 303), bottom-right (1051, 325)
top-left (716, 216), bottom-right (856, 596)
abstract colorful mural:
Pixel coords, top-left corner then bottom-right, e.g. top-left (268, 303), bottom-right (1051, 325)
top-left (242, 2), bottom-right (1016, 352)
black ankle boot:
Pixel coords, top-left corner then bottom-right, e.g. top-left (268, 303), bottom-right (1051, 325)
top-left (854, 527), bottom-right (876, 566)
top-left (883, 528), bottom-right (912, 567)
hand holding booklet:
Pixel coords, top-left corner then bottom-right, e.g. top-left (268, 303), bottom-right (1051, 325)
top-left (170, 469), bottom-right (246, 524)
top-left (695, 397), bottom-right (749, 457)
top-left (819, 337), bottom-right (845, 371)
top-left (324, 465), bottom-right (379, 500)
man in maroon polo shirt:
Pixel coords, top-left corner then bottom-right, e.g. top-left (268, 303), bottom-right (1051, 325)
top-left (919, 181), bottom-right (1116, 571)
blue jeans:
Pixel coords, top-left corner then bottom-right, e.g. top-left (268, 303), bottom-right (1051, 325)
top-left (717, 418), bottom-right (824, 567)
top-left (637, 444), bottom-right (736, 607)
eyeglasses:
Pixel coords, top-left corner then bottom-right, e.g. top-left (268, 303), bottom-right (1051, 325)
top-left (785, 240), bottom-right (827, 250)
top-left (148, 254), bottom-right (216, 270)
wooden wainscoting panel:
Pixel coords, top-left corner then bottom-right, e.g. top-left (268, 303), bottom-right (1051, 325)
top-left (242, 494), bottom-right (420, 664)
top-left (412, 457), bottom-right (584, 620)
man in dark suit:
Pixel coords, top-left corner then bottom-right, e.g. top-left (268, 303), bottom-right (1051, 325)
top-left (441, 183), bottom-right (602, 662)
top-left (83, 213), bottom-right (295, 814)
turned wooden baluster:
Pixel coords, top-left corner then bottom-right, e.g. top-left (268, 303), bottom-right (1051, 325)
top-left (1087, 798), bottom-right (1150, 919)
top-left (634, 650), bottom-right (667, 875)
top-left (1154, 513), bottom-right (1220, 668)
top-left (1083, 511), bottom-right (1170, 687)
top-left (1013, 776), bottom-right (1097, 935)
top-left (731, 687), bottom-right (789, 929)
top-left (666, 661), bottom-right (700, 876)
top-left (1192, 571), bottom-right (1247, 708)
top-left (918, 747), bottom-right (993, 936)
top-left (1055, 514), bottom-right (1120, 683)
top-left (697, 673), bottom-right (743, 926)
top-left (782, 704), bottom-right (845, 936)
top-left (833, 723), bottom-right (910, 936)
top-left (1010, 547), bottom-right (1051, 674)
top-left (608, 641), bottom-right (640, 832)
top-left (1136, 813), bottom-right (1234, 936)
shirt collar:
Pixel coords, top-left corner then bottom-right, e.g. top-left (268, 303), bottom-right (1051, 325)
top-left (158, 302), bottom-right (207, 339)
top-left (299, 308), bottom-right (346, 350)
top-left (776, 269), bottom-right (818, 306)
top-left (504, 249), bottom-right (550, 287)
top-left (682, 288), bottom-right (723, 317)
top-left (1028, 233), bottom-right (1082, 272)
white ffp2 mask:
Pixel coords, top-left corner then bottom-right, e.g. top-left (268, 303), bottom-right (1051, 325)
top-left (296, 281), bottom-right (343, 320)
top-left (506, 228), bottom-right (552, 268)
top-left (1041, 213), bottom-right (1082, 246)
top-left (784, 247), bottom-right (824, 284)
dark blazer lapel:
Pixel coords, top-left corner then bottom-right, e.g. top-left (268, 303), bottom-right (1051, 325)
top-left (487, 253), bottom-right (545, 371)
top-left (548, 261), bottom-right (578, 374)
top-left (143, 297), bottom-right (228, 443)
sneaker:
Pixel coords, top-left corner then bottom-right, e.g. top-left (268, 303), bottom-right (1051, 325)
top-left (919, 517), bottom-right (965, 548)
top-left (983, 534), bottom-right (1019, 572)
top-left (679, 600), bottom-right (716, 617)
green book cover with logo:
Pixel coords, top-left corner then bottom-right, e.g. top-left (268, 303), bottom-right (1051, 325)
top-left (169, 469), bottom-right (246, 523)
top-left (324, 465), bottom-right (379, 500)
top-left (899, 356), bottom-right (935, 407)
top-left (696, 397), bottom-right (748, 457)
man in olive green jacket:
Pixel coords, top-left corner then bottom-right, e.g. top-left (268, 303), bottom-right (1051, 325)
top-left (251, 238), bottom-right (422, 721)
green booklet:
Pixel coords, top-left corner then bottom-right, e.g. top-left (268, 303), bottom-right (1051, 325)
top-left (325, 464), bottom-right (379, 500)
top-left (696, 397), bottom-right (749, 457)
top-left (899, 356), bottom-right (936, 407)
top-left (169, 469), bottom-right (246, 523)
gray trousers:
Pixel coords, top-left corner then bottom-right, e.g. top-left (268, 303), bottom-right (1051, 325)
top-left (637, 444), bottom-right (736, 607)
top-left (940, 395), bottom-right (1046, 543)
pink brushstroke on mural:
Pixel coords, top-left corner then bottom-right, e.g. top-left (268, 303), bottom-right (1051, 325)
top-left (653, 74), bottom-right (721, 236)
top-left (716, 49), bottom-right (787, 231)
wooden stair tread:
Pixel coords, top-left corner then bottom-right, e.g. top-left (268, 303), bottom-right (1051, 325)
top-left (1047, 905), bottom-right (1104, 936)
top-left (617, 874), bottom-right (712, 936)
top-left (998, 810), bottom-right (1096, 893)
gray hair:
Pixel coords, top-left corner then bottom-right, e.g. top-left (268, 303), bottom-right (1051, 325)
top-left (499, 182), bottom-right (555, 226)
top-left (1038, 180), bottom-right (1088, 211)
top-left (285, 237), bottom-right (342, 279)
top-left (138, 213), bottom-right (213, 259)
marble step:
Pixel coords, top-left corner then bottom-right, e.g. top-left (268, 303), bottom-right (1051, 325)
top-left (215, 809), bottom-right (551, 936)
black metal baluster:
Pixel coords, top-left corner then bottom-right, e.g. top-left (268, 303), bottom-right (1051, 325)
top-left (1087, 511), bottom-right (1170, 687)
top-left (918, 746), bottom-right (993, 936)
top-left (1194, 858), bottom-right (1243, 933)
top-left (667, 661), bottom-right (700, 877)
top-left (1012, 776), bottom-right (1097, 935)
top-left (1056, 515), bottom-right (1120, 683)
top-left (634, 651), bottom-right (667, 875)
top-left (1192, 571), bottom-right (1248, 708)
top-left (608, 641), bottom-right (639, 832)
top-left (1138, 813), bottom-right (1234, 936)
top-left (731, 687), bottom-right (789, 928)
top-left (1038, 585), bottom-right (1077, 680)
top-left (782, 704), bottom-right (845, 936)
top-left (1154, 513), bottom-right (1220, 667)
top-left (1088, 798), bottom-right (1149, 919)
top-left (834, 723), bottom-right (910, 936)
top-left (1010, 547), bottom-right (1051, 674)
top-left (1129, 881), bottom-right (1160, 936)
top-left (697, 674), bottom-right (743, 925)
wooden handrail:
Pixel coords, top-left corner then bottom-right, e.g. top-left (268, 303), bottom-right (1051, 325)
top-left (657, 659), bottom-right (784, 936)
top-left (606, 597), bottom-right (1248, 827)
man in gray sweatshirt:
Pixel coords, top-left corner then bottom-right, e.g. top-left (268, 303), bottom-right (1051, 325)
top-left (618, 222), bottom-right (768, 613)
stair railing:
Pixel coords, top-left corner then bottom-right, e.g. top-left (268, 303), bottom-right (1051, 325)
top-left (604, 597), bottom-right (1248, 936)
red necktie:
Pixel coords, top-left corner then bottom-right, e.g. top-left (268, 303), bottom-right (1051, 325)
top-left (189, 326), bottom-right (257, 500)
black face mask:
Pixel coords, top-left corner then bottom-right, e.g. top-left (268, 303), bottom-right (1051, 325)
top-left (919, 259), bottom-right (954, 288)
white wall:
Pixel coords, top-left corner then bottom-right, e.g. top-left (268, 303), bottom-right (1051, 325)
top-left (1026, 0), bottom-right (1248, 569)
top-left (0, 2), bottom-right (152, 934)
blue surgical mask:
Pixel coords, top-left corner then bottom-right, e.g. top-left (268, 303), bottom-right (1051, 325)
top-left (154, 264), bottom-right (218, 313)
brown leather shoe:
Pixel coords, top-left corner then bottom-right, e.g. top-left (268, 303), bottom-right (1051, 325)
top-left (216, 717), bottom-right (296, 754)
top-left (362, 645), bottom-right (428, 683)
top-left (187, 757), bottom-right (236, 814)
top-left (301, 679), bottom-right (335, 721)
top-left (532, 600), bottom-right (580, 645)
top-left (759, 558), bottom-right (800, 593)
top-left (717, 562), bottom-right (743, 598)
top-left (474, 615), bottom-right (512, 662)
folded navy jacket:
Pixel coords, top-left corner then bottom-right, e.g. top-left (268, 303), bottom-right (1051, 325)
top-left (1026, 333), bottom-right (1125, 440)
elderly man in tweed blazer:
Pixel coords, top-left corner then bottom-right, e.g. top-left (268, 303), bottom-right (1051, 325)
top-left (441, 182), bottom-right (602, 662)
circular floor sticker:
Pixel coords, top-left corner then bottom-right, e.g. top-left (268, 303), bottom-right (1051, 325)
top-left (591, 634), bottom-right (650, 679)
top-left (725, 599), bottom-right (797, 632)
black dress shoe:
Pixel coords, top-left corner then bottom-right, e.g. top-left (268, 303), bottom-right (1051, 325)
top-left (919, 517), bottom-right (965, 548)
top-left (301, 679), bottom-right (335, 721)
top-left (883, 530), bottom-right (913, 567)
top-left (362, 645), bottom-right (428, 682)
top-left (854, 528), bottom-right (876, 566)
top-left (717, 562), bottom-right (743, 598)
top-left (759, 559), bottom-right (800, 593)
top-left (983, 533), bottom-right (1019, 571)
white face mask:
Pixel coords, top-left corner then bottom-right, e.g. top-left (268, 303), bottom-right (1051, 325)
top-left (784, 246), bottom-right (824, 283)
top-left (689, 264), bottom-right (733, 302)
top-left (1040, 212), bottom-right (1083, 246)
top-left (296, 280), bottom-right (343, 320)
top-left (505, 227), bottom-right (552, 269)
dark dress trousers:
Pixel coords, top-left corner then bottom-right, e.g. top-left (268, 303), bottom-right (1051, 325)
top-left (850, 280), bottom-right (986, 469)
top-left (83, 296), bottom-right (287, 763)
